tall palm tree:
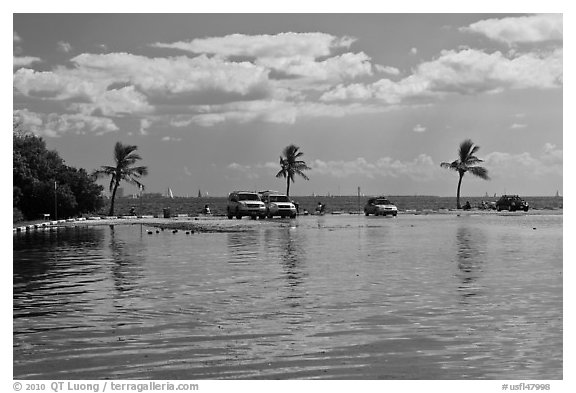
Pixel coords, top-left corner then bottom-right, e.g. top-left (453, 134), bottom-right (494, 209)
top-left (94, 142), bottom-right (148, 216)
top-left (276, 144), bottom-right (311, 197)
top-left (440, 139), bottom-right (489, 209)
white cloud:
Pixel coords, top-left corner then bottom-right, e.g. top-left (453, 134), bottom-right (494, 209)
top-left (57, 41), bottom-right (73, 53)
top-left (13, 109), bottom-right (119, 137)
top-left (464, 14), bottom-right (562, 45)
top-left (321, 48), bottom-right (562, 103)
top-left (152, 33), bottom-right (370, 86)
top-left (413, 124), bottom-right (426, 133)
top-left (410, 48), bottom-right (418, 55)
top-left (71, 53), bottom-right (271, 96)
top-left (153, 32), bottom-right (356, 58)
top-left (226, 162), bottom-right (260, 179)
top-left (510, 123), bottom-right (527, 129)
top-left (185, 100), bottom-right (388, 126)
top-left (14, 31), bottom-right (22, 43)
top-left (70, 86), bottom-right (154, 116)
top-left (375, 65), bottom-right (401, 76)
top-left (13, 56), bottom-right (42, 68)
top-left (161, 136), bottom-right (181, 142)
top-left (256, 51), bottom-right (373, 83)
top-left (484, 143), bottom-right (562, 178)
top-left (139, 118), bottom-right (152, 135)
top-left (14, 53), bottom-right (271, 101)
top-left (310, 154), bottom-right (439, 181)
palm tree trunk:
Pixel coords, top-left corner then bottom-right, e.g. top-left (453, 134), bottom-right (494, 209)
top-left (109, 181), bottom-right (119, 216)
top-left (286, 177), bottom-right (290, 197)
top-left (456, 171), bottom-right (464, 209)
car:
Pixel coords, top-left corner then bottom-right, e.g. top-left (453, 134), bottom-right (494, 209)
top-left (259, 191), bottom-right (297, 218)
top-left (364, 197), bottom-right (398, 217)
top-left (495, 195), bottom-right (529, 212)
top-left (226, 191), bottom-right (267, 219)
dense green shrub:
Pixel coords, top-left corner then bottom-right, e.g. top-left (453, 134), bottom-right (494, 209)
top-left (13, 125), bottom-right (104, 221)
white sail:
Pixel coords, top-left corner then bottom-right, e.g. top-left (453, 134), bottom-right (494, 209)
top-left (166, 187), bottom-right (174, 198)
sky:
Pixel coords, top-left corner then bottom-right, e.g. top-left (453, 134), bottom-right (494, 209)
top-left (12, 11), bottom-right (563, 197)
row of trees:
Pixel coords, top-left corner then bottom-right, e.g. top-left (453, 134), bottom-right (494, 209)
top-left (274, 140), bottom-right (490, 211)
top-left (14, 114), bottom-right (488, 221)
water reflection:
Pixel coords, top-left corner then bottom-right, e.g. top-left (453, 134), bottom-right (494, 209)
top-left (455, 224), bottom-right (487, 300)
top-left (226, 230), bottom-right (261, 264)
top-left (108, 225), bottom-right (144, 296)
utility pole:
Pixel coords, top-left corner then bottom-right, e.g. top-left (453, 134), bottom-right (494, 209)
top-left (54, 181), bottom-right (58, 220)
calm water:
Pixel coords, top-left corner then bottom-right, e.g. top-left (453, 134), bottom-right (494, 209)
top-left (13, 214), bottom-right (562, 379)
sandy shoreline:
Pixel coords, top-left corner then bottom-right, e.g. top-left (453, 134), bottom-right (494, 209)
top-left (14, 208), bottom-right (563, 233)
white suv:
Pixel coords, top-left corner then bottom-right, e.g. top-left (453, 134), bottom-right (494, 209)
top-left (259, 191), bottom-right (297, 218)
top-left (226, 191), bottom-right (267, 219)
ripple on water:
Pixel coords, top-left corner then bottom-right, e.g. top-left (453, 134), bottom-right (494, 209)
top-left (13, 215), bottom-right (562, 379)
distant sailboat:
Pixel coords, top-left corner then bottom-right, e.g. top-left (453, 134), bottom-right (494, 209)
top-left (555, 190), bottom-right (560, 198)
top-left (198, 189), bottom-right (202, 198)
top-left (166, 187), bottom-right (174, 198)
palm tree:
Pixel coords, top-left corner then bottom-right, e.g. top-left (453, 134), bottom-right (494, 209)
top-left (440, 139), bottom-right (489, 209)
top-left (94, 142), bottom-right (148, 216)
top-left (276, 144), bottom-right (311, 197)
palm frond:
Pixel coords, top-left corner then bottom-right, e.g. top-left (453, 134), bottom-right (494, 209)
top-left (458, 139), bottom-right (475, 162)
top-left (440, 160), bottom-right (459, 171)
top-left (294, 169), bottom-right (310, 181)
top-left (468, 166), bottom-right (490, 180)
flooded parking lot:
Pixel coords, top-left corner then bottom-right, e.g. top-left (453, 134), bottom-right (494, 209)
top-left (13, 213), bottom-right (562, 379)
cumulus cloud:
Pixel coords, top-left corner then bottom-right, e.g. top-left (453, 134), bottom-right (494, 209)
top-left (14, 31), bottom-right (22, 43)
top-left (71, 53), bottom-right (271, 96)
top-left (153, 33), bottom-right (370, 86)
top-left (14, 53), bottom-right (271, 101)
top-left (410, 47), bottom-right (418, 55)
top-left (70, 86), bottom-right (154, 116)
top-left (310, 154), bottom-right (439, 181)
top-left (321, 48), bottom-right (562, 103)
top-left (12, 28), bottom-right (563, 130)
top-left (184, 100), bottom-right (388, 126)
top-left (484, 143), bottom-right (562, 178)
top-left (13, 56), bottom-right (42, 68)
top-left (153, 32), bottom-right (355, 58)
top-left (13, 109), bottom-right (119, 137)
top-left (256, 51), bottom-right (373, 83)
top-left (463, 14), bottom-right (562, 45)
top-left (375, 65), bottom-right (401, 76)
top-left (413, 124), bottom-right (427, 133)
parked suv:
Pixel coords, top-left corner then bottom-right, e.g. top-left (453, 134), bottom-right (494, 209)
top-left (495, 195), bottom-right (529, 212)
top-left (364, 197), bottom-right (398, 217)
top-left (259, 191), bottom-right (297, 218)
top-left (227, 191), bottom-right (267, 219)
